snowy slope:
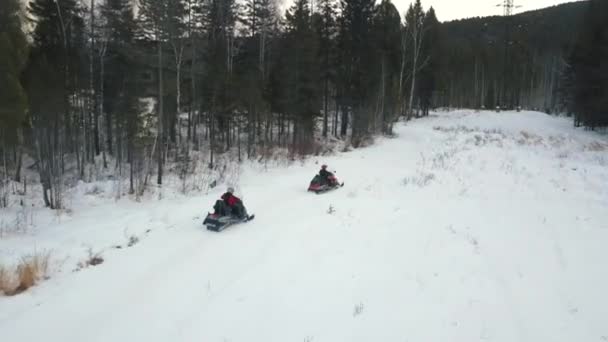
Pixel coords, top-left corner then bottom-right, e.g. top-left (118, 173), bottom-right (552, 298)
top-left (1, 110), bottom-right (608, 342)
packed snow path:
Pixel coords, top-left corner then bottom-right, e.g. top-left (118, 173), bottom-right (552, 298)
top-left (1, 111), bottom-right (608, 342)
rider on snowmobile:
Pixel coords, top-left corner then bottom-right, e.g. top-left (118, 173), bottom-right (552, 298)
top-left (214, 187), bottom-right (248, 219)
top-left (319, 164), bottom-right (336, 186)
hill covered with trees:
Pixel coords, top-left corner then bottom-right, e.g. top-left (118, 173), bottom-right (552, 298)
top-left (0, 0), bottom-right (605, 208)
top-left (433, 1), bottom-right (587, 111)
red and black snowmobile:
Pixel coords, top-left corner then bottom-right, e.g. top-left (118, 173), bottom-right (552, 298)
top-left (203, 190), bottom-right (254, 232)
top-left (308, 174), bottom-right (344, 194)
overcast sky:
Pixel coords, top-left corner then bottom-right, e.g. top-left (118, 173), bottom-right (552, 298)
top-left (21, 0), bottom-right (585, 24)
top-left (384, 0), bottom-right (584, 22)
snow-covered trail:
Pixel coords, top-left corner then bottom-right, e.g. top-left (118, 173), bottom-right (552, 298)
top-left (1, 111), bottom-right (608, 342)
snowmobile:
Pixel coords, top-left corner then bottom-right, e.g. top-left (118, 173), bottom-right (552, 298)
top-left (203, 200), bottom-right (254, 232)
top-left (307, 174), bottom-right (344, 194)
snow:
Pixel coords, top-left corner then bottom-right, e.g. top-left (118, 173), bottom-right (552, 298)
top-left (1, 110), bottom-right (608, 342)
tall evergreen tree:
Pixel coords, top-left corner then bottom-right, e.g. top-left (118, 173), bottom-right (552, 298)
top-left (567, 0), bottom-right (608, 128)
top-left (139, 0), bottom-right (186, 182)
top-left (238, 0), bottom-right (278, 157)
top-left (404, 0), bottom-right (425, 118)
top-left (101, 0), bottom-right (138, 155)
top-left (25, 0), bottom-right (85, 208)
top-left (201, 0), bottom-right (238, 165)
top-left (314, 0), bottom-right (337, 137)
top-left (0, 0), bottom-right (28, 148)
top-left (166, 0), bottom-right (187, 144)
top-left (101, 0), bottom-right (143, 190)
top-left (337, 0), bottom-right (375, 141)
top-left (283, 0), bottom-right (320, 153)
top-left (417, 6), bottom-right (439, 117)
top-left (371, 0), bottom-right (401, 134)
top-left (0, 0), bottom-right (28, 183)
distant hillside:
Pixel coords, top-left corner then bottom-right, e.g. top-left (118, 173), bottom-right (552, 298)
top-left (442, 1), bottom-right (587, 53)
top-left (433, 1), bottom-right (588, 111)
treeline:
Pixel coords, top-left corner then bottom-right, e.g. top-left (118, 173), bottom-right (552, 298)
top-left (433, 1), bottom-right (587, 112)
top-left (431, 0), bottom-right (606, 129)
top-left (0, 0), bottom-right (441, 208)
top-left (1, 0), bottom-right (605, 209)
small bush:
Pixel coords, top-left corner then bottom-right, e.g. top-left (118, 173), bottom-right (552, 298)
top-left (0, 252), bottom-right (50, 296)
top-left (127, 235), bottom-right (139, 247)
top-left (0, 266), bottom-right (10, 294)
top-left (353, 302), bottom-right (365, 317)
top-left (585, 141), bottom-right (608, 152)
top-left (518, 131), bottom-right (544, 145)
top-left (403, 172), bottom-right (435, 187)
top-left (84, 184), bottom-right (104, 196)
top-left (75, 248), bottom-right (104, 271)
top-left (88, 256), bottom-right (104, 266)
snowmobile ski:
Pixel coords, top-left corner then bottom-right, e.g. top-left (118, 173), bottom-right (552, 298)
top-left (203, 213), bottom-right (255, 232)
top-left (313, 182), bottom-right (344, 194)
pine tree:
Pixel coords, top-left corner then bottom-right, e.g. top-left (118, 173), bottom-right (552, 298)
top-left (101, 0), bottom-right (138, 156)
top-left (404, 0), bottom-right (425, 119)
top-left (567, 0), bottom-right (608, 128)
top-left (201, 0), bottom-right (238, 165)
top-left (0, 0), bottom-right (28, 147)
top-left (183, 0), bottom-right (208, 143)
top-left (314, 0), bottom-right (337, 137)
top-left (139, 0), bottom-right (185, 183)
top-left (283, 0), bottom-right (320, 153)
top-left (166, 0), bottom-right (187, 144)
top-left (371, 0), bottom-right (401, 134)
top-left (25, 0), bottom-right (85, 208)
top-left (0, 0), bottom-right (28, 184)
top-left (238, 0), bottom-right (278, 157)
top-left (101, 0), bottom-right (143, 190)
top-left (337, 0), bottom-right (375, 141)
top-left (417, 7), bottom-right (439, 117)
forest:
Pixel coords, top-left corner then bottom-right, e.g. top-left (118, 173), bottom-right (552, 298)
top-left (0, 0), bottom-right (606, 208)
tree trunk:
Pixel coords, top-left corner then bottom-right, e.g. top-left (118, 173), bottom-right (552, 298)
top-left (399, 29), bottom-right (408, 116)
top-left (106, 108), bottom-right (113, 155)
top-left (323, 77), bottom-right (329, 138)
top-left (14, 137), bottom-right (23, 182)
top-left (408, 57), bottom-right (417, 119)
top-left (340, 106), bottom-right (348, 137)
top-left (90, 0), bottom-right (100, 157)
top-left (157, 39), bottom-right (164, 185)
top-left (98, 41), bottom-right (107, 161)
top-left (209, 110), bottom-right (214, 169)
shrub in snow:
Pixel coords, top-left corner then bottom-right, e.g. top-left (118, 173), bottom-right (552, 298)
top-left (403, 172), bottom-right (435, 187)
top-left (585, 141), bottom-right (608, 152)
top-left (84, 184), bottom-right (104, 196)
top-left (518, 131), bottom-right (544, 146)
top-left (128, 235), bottom-right (140, 247)
top-left (0, 266), bottom-right (8, 294)
top-left (353, 302), bottom-right (364, 317)
top-left (76, 248), bottom-right (104, 271)
top-left (0, 252), bottom-right (50, 296)
top-left (0, 206), bottom-right (34, 238)
top-left (88, 256), bottom-right (104, 266)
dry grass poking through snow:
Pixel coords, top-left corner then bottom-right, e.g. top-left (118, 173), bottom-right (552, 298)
top-left (0, 252), bottom-right (50, 296)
